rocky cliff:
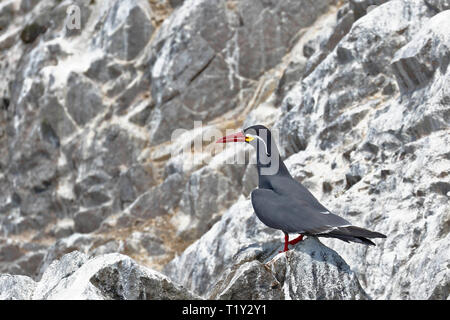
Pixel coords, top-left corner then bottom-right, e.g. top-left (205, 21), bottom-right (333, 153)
top-left (0, 0), bottom-right (448, 300)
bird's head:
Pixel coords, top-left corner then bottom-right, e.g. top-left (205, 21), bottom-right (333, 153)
top-left (217, 124), bottom-right (284, 176)
top-left (216, 124), bottom-right (272, 157)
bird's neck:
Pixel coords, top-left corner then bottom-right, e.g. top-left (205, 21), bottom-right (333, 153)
top-left (256, 154), bottom-right (291, 189)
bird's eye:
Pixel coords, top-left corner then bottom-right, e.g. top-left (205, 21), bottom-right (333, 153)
top-left (245, 136), bottom-right (255, 142)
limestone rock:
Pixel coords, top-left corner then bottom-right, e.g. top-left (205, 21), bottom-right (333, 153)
top-left (2, 251), bottom-right (198, 300)
top-left (391, 10), bottom-right (450, 93)
top-left (1, 0), bottom-right (449, 301)
top-left (0, 274), bottom-right (36, 300)
top-left (146, 0), bottom-right (334, 145)
top-left (164, 199), bottom-right (280, 297)
top-left (211, 238), bottom-right (368, 300)
top-left (34, 251), bottom-right (198, 299)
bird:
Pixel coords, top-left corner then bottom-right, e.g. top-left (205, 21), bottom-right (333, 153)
top-left (217, 124), bottom-right (386, 252)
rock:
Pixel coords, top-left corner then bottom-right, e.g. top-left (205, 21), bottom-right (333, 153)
top-left (32, 251), bottom-right (198, 300)
top-left (321, 130), bottom-right (450, 299)
top-left (119, 164), bottom-right (156, 205)
top-left (128, 172), bottom-right (185, 219)
top-left (65, 72), bottom-right (105, 126)
top-left (0, 1), bottom-right (14, 35)
top-left (345, 163), bottom-right (368, 190)
top-left (275, 59), bottom-right (307, 106)
top-left (267, 238), bottom-right (368, 299)
top-left (277, 0), bottom-right (437, 156)
top-left (210, 260), bottom-right (284, 300)
top-left (39, 96), bottom-right (76, 141)
top-left (176, 165), bottom-right (245, 240)
top-left (169, 0), bottom-right (184, 8)
top-left (0, 239), bottom-right (47, 279)
top-left (37, 234), bottom-right (96, 280)
top-left (242, 163), bottom-right (258, 196)
top-left (50, 219), bottom-right (75, 239)
top-left (164, 199), bottom-right (280, 297)
top-left (93, 0), bottom-right (154, 61)
top-left (15, 251), bottom-right (46, 278)
top-left (0, 242), bottom-right (22, 262)
top-left (20, 0), bottom-right (40, 13)
top-left (74, 206), bottom-right (111, 234)
top-left (1, 0), bottom-right (449, 301)
top-left (303, 5), bottom-right (355, 79)
top-left (146, 0), bottom-right (335, 145)
top-left (391, 10), bottom-right (450, 93)
top-left (272, 0), bottom-right (449, 299)
top-left (349, 0), bottom-right (391, 20)
top-left (424, 0), bottom-right (450, 11)
top-left (2, 250), bottom-right (199, 300)
top-left (20, 22), bottom-right (47, 44)
top-left (0, 274), bottom-right (36, 300)
top-left (211, 238), bottom-right (368, 300)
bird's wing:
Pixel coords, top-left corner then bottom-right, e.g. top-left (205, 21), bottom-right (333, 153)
top-left (268, 175), bottom-right (331, 212)
top-left (251, 183), bottom-right (351, 234)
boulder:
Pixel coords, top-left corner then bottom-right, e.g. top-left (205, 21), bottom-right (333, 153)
top-left (146, 0), bottom-right (335, 145)
top-left (0, 274), bottom-right (36, 300)
top-left (211, 238), bottom-right (368, 300)
top-left (3, 251), bottom-right (199, 300)
top-left (391, 10), bottom-right (450, 93)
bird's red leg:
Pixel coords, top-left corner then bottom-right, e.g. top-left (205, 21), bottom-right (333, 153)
top-left (288, 234), bottom-right (304, 245)
top-left (279, 232), bottom-right (290, 253)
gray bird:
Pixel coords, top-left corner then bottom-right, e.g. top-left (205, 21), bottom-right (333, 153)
top-left (217, 124), bottom-right (386, 252)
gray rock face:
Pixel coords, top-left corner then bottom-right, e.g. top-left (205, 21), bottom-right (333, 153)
top-left (1, 0), bottom-right (449, 301)
top-left (273, 0), bottom-right (450, 299)
top-left (146, 0), bottom-right (334, 145)
top-left (176, 164), bottom-right (246, 240)
top-left (391, 10), bottom-right (450, 93)
top-left (1, 0), bottom-right (338, 277)
top-left (2, 251), bottom-right (198, 300)
top-left (94, 0), bottom-right (154, 61)
top-left (164, 199), bottom-right (280, 297)
top-left (424, 0), bottom-right (450, 11)
top-left (349, 0), bottom-right (390, 20)
top-left (0, 274), bottom-right (36, 300)
top-left (267, 239), bottom-right (368, 300)
top-left (211, 238), bottom-right (368, 300)
top-left (65, 73), bottom-right (105, 126)
top-left (277, 0), bottom-right (437, 156)
top-left (35, 251), bottom-right (198, 299)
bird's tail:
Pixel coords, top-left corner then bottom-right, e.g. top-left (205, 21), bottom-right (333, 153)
top-left (318, 226), bottom-right (386, 246)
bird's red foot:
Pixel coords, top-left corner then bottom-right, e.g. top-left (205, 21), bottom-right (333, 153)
top-left (279, 233), bottom-right (290, 253)
top-left (279, 233), bottom-right (304, 253)
top-left (288, 234), bottom-right (304, 245)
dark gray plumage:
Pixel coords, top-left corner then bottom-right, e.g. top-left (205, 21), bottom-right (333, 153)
top-left (218, 124), bottom-right (386, 251)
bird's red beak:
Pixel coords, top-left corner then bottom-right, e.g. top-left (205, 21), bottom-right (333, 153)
top-left (216, 131), bottom-right (246, 143)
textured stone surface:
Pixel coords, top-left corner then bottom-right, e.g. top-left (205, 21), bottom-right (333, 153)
top-left (0, 274), bottom-right (36, 300)
top-left (391, 10), bottom-right (450, 92)
top-left (164, 199), bottom-right (280, 297)
top-left (272, 0), bottom-right (450, 299)
top-left (0, 0), bottom-right (449, 301)
top-left (2, 251), bottom-right (198, 300)
top-left (210, 237), bottom-right (368, 300)
top-left (146, 0), bottom-right (334, 145)
top-left (32, 251), bottom-right (198, 300)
